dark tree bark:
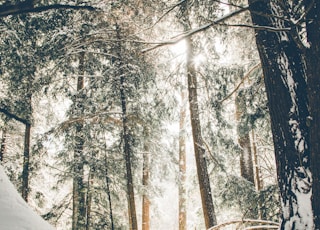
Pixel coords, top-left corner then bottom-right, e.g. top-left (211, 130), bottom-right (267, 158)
top-left (305, 1), bottom-right (320, 227)
top-left (0, 128), bottom-right (7, 162)
top-left (114, 25), bottom-right (137, 230)
top-left (120, 74), bottom-right (138, 230)
top-left (248, 0), bottom-right (314, 228)
top-left (21, 123), bottom-right (31, 202)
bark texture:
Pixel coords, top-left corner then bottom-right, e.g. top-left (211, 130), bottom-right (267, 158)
top-left (305, 1), bottom-right (320, 228)
top-left (249, 0), bottom-right (313, 228)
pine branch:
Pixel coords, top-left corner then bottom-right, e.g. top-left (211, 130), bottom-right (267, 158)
top-left (0, 2), bottom-right (96, 17)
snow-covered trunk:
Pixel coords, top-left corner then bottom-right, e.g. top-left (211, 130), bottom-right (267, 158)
top-left (186, 35), bottom-right (217, 229)
top-left (249, 0), bottom-right (313, 228)
top-left (305, 1), bottom-right (320, 228)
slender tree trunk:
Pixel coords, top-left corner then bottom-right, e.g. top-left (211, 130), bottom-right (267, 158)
top-left (114, 24), bottom-right (137, 230)
top-left (21, 123), bottom-right (31, 202)
top-left (179, 82), bottom-right (187, 230)
top-left (142, 127), bottom-right (150, 230)
top-left (86, 167), bottom-right (94, 230)
top-left (177, 1), bottom-right (216, 227)
top-left (120, 76), bottom-right (138, 230)
top-left (251, 130), bottom-right (263, 220)
top-left (105, 153), bottom-right (114, 230)
top-left (0, 128), bottom-right (7, 162)
top-left (72, 52), bottom-right (86, 230)
top-left (186, 35), bottom-right (217, 228)
top-left (251, 130), bottom-right (261, 191)
top-left (249, 1), bottom-right (313, 228)
top-left (305, 1), bottom-right (320, 227)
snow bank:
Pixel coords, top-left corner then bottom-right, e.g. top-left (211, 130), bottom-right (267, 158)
top-left (0, 165), bottom-right (54, 230)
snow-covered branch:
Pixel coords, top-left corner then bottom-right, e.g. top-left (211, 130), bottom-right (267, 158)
top-left (0, 2), bottom-right (96, 17)
top-left (208, 219), bottom-right (279, 230)
top-left (141, 6), bottom-right (249, 53)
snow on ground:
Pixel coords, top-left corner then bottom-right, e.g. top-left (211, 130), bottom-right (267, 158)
top-left (0, 165), bottom-right (54, 230)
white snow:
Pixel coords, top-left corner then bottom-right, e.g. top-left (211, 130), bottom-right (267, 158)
top-left (0, 165), bottom-right (54, 230)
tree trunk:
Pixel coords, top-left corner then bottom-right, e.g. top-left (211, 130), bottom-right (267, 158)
top-left (305, 1), bottom-right (320, 228)
top-left (86, 167), bottom-right (94, 230)
top-left (120, 75), bottom-right (138, 230)
top-left (21, 123), bottom-right (31, 202)
top-left (249, 1), bottom-right (313, 228)
top-left (179, 81), bottom-right (187, 230)
top-left (251, 130), bottom-right (261, 192)
top-left (114, 24), bottom-right (138, 230)
top-left (72, 52), bottom-right (86, 230)
top-left (142, 127), bottom-right (150, 230)
top-left (235, 94), bottom-right (254, 184)
top-left (105, 153), bottom-right (114, 230)
top-left (0, 128), bottom-right (7, 162)
top-left (186, 35), bottom-right (217, 228)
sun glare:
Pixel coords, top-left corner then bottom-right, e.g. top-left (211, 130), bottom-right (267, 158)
top-left (193, 53), bottom-right (206, 67)
top-left (169, 39), bottom-right (187, 56)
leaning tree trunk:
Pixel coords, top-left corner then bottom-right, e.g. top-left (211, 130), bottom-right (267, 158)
top-left (249, 0), bottom-right (312, 228)
top-left (186, 35), bottom-right (217, 228)
top-left (305, 1), bottom-right (320, 228)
